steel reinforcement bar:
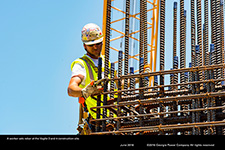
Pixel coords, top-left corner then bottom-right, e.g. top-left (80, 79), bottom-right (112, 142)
top-left (90, 121), bottom-right (225, 135)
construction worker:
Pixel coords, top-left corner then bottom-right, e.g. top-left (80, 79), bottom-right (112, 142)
top-left (68, 23), bottom-right (109, 135)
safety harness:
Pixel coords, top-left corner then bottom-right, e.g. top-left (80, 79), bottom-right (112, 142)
top-left (77, 55), bottom-right (101, 135)
top-left (79, 55), bottom-right (98, 109)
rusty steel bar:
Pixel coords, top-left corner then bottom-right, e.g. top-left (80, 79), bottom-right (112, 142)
top-left (110, 63), bottom-right (115, 99)
top-left (180, 0), bottom-right (185, 90)
top-left (197, 0), bottom-right (203, 82)
top-left (90, 91), bottom-right (225, 111)
top-left (116, 51), bottom-right (123, 130)
top-left (220, 0), bottom-right (225, 68)
top-left (102, 0), bottom-right (112, 131)
top-left (215, 1), bottom-right (224, 133)
top-left (191, 0), bottom-right (196, 68)
top-left (159, 0), bottom-right (166, 133)
top-left (203, 0), bottom-right (209, 67)
top-left (96, 57), bottom-right (103, 132)
top-left (143, 0), bottom-right (148, 66)
top-left (90, 121), bottom-right (225, 135)
top-left (91, 105), bottom-right (225, 122)
top-left (124, 0), bottom-right (130, 93)
top-left (173, 2), bottom-right (177, 60)
top-left (216, 0), bottom-right (223, 86)
top-left (98, 63), bottom-right (225, 82)
top-left (99, 78), bottom-right (225, 96)
top-left (139, 0), bottom-right (144, 59)
top-left (139, 57), bottom-right (144, 127)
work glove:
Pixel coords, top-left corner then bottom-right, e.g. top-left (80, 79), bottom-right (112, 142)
top-left (81, 79), bottom-right (105, 99)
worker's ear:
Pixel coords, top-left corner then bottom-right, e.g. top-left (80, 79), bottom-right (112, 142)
top-left (83, 43), bottom-right (87, 50)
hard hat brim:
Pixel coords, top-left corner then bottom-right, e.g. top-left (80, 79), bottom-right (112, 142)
top-left (83, 37), bottom-right (103, 45)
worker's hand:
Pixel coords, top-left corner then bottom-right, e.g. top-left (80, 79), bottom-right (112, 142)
top-left (81, 79), bottom-right (104, 99)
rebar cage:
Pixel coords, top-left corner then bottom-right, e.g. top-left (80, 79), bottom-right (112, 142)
top-left (89, 0), bottom-right (225, 135)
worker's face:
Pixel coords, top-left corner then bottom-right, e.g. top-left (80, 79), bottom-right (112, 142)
top-left (84, 42), bottom-right (102, 59)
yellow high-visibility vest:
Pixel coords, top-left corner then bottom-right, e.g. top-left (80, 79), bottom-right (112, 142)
top-left (71, 55), bottom-right (115, 119)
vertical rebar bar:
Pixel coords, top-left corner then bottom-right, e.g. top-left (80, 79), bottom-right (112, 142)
top-left (118, 51), bottom-right (123, 77)
top-left (220, 1), bottom-right (225, 86)
top-left (204, 0), bottom-right (209, 67)
top-left (170, 68), bottom-right (174, 90)
top-left (180, 0), bottom-right (185, 90)
top-left (206, 58), bottom-right (211, 134)
top-left (197, 0), bottom-right (203, 83)
top-left (195, 45), bottom-right (201, 135)
top-left (216, 1), bottom-right (223, 135)
top-left (139, 0), bottom-right (144, 60)
top-left (159, 0), bottom-right (166, 135)
top-left (220, 0), bottom-right (225, 66)
top-left (203, 24), bottom-right (207, 87)
top-left (129, 67), bottom-right (135, 93)
top-left (172, 2), bottom-right (177, 88)
top-left (210, 47), bottom-right (216, 134)
top-left (191, 0), bottom-right (196, 69)
top-left (174, 56), bottom-right (178, 90)
top-left (160, 0), bottom-right (165, 73)
top-left (143, 0), bottom-right (148, 66)
top-left (124, 0), bottom-right (130, 93)
top-left (173, 2), bottom-right (177, 61)
top-left (159, 0), bottom-right (165, 85)
top-left (110, 63), bottom-right (115, 99)
top-left (190, 61), bottom-right (196, 135)
top-left (211, 0), bottom-right (217, 81)
top-left (96, 57), bottom-right (102, 132)
top-left (143, 0), bottom-right (148, 88)
top-left (216, 0), bottom-right (222, 85)
top-left (102, 0), bottom-right (112, 131)
top-left (139, 57), bottom-right (144, 127)
top-left (184, 10), bottom-right (187, 89)
top-left (154, 75), bottom-right (158, 91)
top-left (116, 51), bottom-right (123, 131)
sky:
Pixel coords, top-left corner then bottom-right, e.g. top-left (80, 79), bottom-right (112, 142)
top-left (0, 0), bottom-right (103, 134)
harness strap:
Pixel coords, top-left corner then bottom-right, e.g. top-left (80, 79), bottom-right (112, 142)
top-left (78, 56), bottom-right (97, 115)
top-left (79, 57), bottom-right (95, 81)
top-left (81, 55), bottom-right (98, 74)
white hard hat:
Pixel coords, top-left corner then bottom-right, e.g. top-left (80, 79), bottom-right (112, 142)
top-left (81, 23), bottom-right (104, 45)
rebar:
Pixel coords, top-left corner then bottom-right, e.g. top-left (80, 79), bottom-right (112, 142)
top-left (124, 0), bottom-right (130, 92)
top-left (102, 0), bottom-right (112, 131)
top-left (110, 63), bottom-right (115, 99)
top-left (173, 2), bottom-right (177, 60)
top-left (204, 0), bottom-right (209, 67)
top-left (180, 0), bottom-right (185, 90)
top-left (91, 0), bottom-right (225, 135)
top-left (197, 0), bottom-right (203, 81)
top-left (96, 57), bottom-right (102, 132)
top-left (139, 0), bottom-right (144, 60)
top-left (160, 0), bottom-right (165, 73)
top-left (191, 0), bottom-right (196, 68)
top-left (216, 0), bottom-right (223, 85)
top-left (143, 0), bottom-right (148, 66)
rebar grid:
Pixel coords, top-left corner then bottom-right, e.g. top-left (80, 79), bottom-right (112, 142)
top-left (97, 0), bottom-right (225, 135)
top-left (90, 64), bottom-right (225, 135)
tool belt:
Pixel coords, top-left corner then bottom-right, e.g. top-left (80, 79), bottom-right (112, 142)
top-left (77, 102), bottom-right (95, 135)
top-left (77, 102), bottom-right (116, 135)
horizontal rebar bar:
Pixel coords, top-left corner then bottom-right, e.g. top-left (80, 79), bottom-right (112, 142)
top-left (98, 77), bottom-right (225, 96)
top-left (90, 105), bottom-right (225, 122)
top-left (90, 91), bottom-right (225, 112)
top-left (99, 64), bottom-right (225, 82)
top-left (90, 120), bottom-right (225, 135)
